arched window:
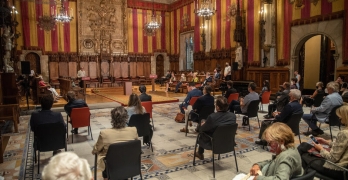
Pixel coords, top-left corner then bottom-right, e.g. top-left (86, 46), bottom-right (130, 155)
top-left (186, 36), bottom-right (194, 70)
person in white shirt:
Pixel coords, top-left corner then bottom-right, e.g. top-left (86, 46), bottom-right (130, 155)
top-left (77, 67), bottom-right (86, 88)
top-left (224, 62), bottom-right (231, 81)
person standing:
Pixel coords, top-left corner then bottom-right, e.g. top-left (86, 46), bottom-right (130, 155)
top-left (294, 70), bottom-right (301, 89)
top-left (224, 62), bottom-right (231, 81)
top-left (64, 91), bottom-right (88, 134)
top-left (77, 67), bottom-right (86, 88)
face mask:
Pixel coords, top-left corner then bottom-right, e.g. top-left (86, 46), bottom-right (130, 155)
top-left (267, 141), bottom-right (280, 153)
top-left (316, 86), bottom-right (319, 89)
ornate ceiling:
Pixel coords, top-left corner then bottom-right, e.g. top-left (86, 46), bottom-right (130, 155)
top-left (141, 0), bottom-right (178, 5)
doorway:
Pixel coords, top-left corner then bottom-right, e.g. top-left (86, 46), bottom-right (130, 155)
top-left (156, 54), bottom-right (164, 78)
top-left (25, 52), bottom-right (41, 74)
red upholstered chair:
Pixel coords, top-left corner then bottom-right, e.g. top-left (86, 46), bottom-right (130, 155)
top-left (183, 96), bottom-right (199, 111)
top-left (141, 101), bottom-right (155, 130)
top-left (67, 107), bottom-right (93, 143)
top-left (260, 91), bottom-right (271, 111)
top-left (227, 93), bottom-right (239, 104)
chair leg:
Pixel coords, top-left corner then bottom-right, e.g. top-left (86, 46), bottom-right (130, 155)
top-left (233, 149), bottom-right (239, 172)
top-left (212, 151), bottom-right (215, 178)
top-left (218, 154), bottom-right (221, 160)
top-left (38, 151), bottom-right (40, 174)
top-left (150, 142), bottom-right (153, 152)
top-left (66, 115), bottom-right (69, 141)
top-left (257, 116), bottom-right (260, 128)
top-left (298, 134), bottom-right (301, 143)
top-left (151, 117), bottom-right (155, 130)
top-left (94, 154), bottom-right (97, 180)
top-left (89, 126), bottom-right (93, 140)
top-left (193, 136), bottom-right (199, 166)
top-left (329, 126), bottom-right (333, 141)
top-left (185, 119), bottom-right (189, 137)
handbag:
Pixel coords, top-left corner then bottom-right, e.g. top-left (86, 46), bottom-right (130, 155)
top-left (175, 113), bottom-right (185, 123)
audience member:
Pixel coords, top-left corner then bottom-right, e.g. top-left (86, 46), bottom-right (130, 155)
top-left (343, 93), bottom-right (348, 103)
top-left (302, 81), bottom-right (343, 136)
top-left (42, 152), bottom-right (92, 180)
top-left (264, 82), bottom-right (291, 119)
top-left (248, 123), bottom-right (303, 179)
top-left (229, 82), bottom-right (259, 114)
top-left (298, 103), bottom-right (348, 180)
top-left (180, 85), bottom-right (214, 133)
top-left (192, 72), bottom-right (199, 82)
top-left (179, 82), bottom-right (203, 114)
top-left (165, 71), bottom-right (176, 92)
top-left (290, 77), bottom-right (298, 89)
top-left (92, 107), bottom-right (138, 179)
top-left (194, 96), bottom-right (236, 160)
top-left (174, 74), bottom-right (186, 93)
top-left (301, 81), bottom-right (325, 107)
top-left (214, 68), bottom-right (221, 80)
top-left (139, 84), bottom-right (152, 101)
top-left (30, 95), bottom-right (66, 155)
top-left (259, 80), bottom-right (270, 98)
top-left (224, 62), bottom-right (231, 81)
top-left (160, 70), bottom-right (171, 86)
top-left (224, 81), bottom-right (237, 99)
top-left (38, 76), bottom-right (61, 102)
top-left (294, 70), bottom-right (301, 89)
top-left (200, 72), bottom-right (212, 87)
top-left (77, 67), bottom-right (86, 88)
top-left (64, 91), bottom-right (88, 134)
top-left (255, 89), bottom-right (303, 145)
top-left (336, 75), bottom-right (347, 95)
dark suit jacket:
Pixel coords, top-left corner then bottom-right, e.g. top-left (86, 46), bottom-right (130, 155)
top-left (214, 73), bottom-right (220, 80)
top-left (183, 88), bottom-right (203, 104)
top-left (64, 99), bottom-right (88, 116)
top-left (30, 110), bottom-right (66, 133)
top-left (198, 111), bottom-right (236, 149)
top-left (224, 88), bottom-right (238, 99)
top-left (202, 77), bottom-right (212, 86)
top-left (139, 93), bottom-right (152, 102)
top-left (192, 94), bottom-right (214, 113)
top-left (274, 100), bottom-right (303, 123)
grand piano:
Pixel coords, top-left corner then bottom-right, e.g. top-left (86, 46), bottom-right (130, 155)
top-left (220, 80), bottom-right (254, 97)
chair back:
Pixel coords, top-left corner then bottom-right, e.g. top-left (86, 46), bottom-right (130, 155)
top-left (128, 113), bottom-right (151, 137)
top-left (290, 170), bottom-right (316, 180)
top-left (70, 107), bottom-right (90, 128)
top-left (35, 122), bottom-right (66, 152)
top-left (198, 105), bottom-right (215, 121)
top-left (287, 112), bottom-right (304, 136)
top-left (227, 93), bottom-right (239, 103)
top-left (212, 123), bottom-right (238, 154)
top-left (189, 96), bottom-right (199, 106)
top-left (313, 93), bottom-right (325, 107)
top-left (105, 140), bottom-right (142, 179)
top-left (261, 91), bottom-right (271, 104)
top-left (141, 101), bottom-right (153, 118)
top-left (329, 105), bottom-right (342, 126)
top-left (246, 100), bottom-right (260, 117)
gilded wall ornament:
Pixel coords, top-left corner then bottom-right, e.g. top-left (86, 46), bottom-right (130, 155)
top-left (83, 39), bottom-right (94, 49)
top-left (37, 15), bottom-right (56, 31)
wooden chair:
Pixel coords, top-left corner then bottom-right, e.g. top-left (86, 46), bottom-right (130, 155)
top-left (260, 91), bottom-right (271, 112)
top-left (101, 76), bottom-right (112, 87)
top-left (67, 107), bottom-right (93, 143)
top-left (0, 104), bottom-right (20, 133)
top-left (227, 93), bottom-right (239, 104)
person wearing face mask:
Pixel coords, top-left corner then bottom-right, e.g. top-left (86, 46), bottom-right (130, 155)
top-left (224, 62), bottom-right (231, 81)
top-left (301, 81), bottom-right (325, 107)
top-left (248, 122), bottom-right (303, 179)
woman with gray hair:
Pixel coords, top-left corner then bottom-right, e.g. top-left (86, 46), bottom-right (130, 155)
top-left (42, 152), bottom-right (92, 180)
top-left (92, 106), bottom-right (138, 179)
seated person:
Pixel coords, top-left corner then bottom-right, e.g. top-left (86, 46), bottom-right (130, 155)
top-left (343, 93), bottom-right (348, 103)
top-left (224, 81), bottom-right (237, 99)
top-left (264, 82), bottom-right (291, 119)
top-left (194, 96), bottom-right (236, 160)
top-left (165, 71), bottom-right (176, 92)
top-left (290, 77), bottom-right (298, 89)
top-left (229, 82), bottom-right (259, 114)
top-left (175, 74), bottom-right (186, 93)
top-left (336, 75), bottom-right (347, 95)
top-left (160, 70), bottom-right (171, 86)
top-left (38, 76), bottom-right (61, 102)
top-left (302, 81), bottom-right (343, 136)
top-left (255, 89), bottom-right (303, 145)
top-left (192, 72), bottom-right (199, 83)
top-left (30, 95), bottom-right (66, 155)
top-left (180, 85), bottom-right (214, 133)
top-left (301, 81), bottom-right (325, 107)
top-left (213, 68), bottom-right (221, 80)
top-left (201, 72), bottom-right (212, 87)
top-left (248, 123), bottom-right (303, 179)
top-left (139, 84), bottom-right (152, 101)
top-left (42, 152), bottom-right (92, 180)
top-left (297, 103), bottom-right (348, 180)
top-left (64, 91), bottom-right (88, 134)
top-left (179, 82), bottom-right (203, 114)
top-left (259, 80), bottom-right (270, 98)
top-left (92, 106), bottom-right (138, 179)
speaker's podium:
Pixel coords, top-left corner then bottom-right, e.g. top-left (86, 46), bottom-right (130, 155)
top-left (124, 82), bottom-right (132, 95)
top-left (149, 74), bottom-right (158, 92)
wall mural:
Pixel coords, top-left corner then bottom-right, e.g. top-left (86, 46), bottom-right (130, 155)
top-left (77, 0), bottom-right (128, 54)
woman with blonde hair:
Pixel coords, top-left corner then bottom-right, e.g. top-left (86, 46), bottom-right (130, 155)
top-left (298, 103), bottom-right (348, 179)
top-left (248, 122), bottom-right (303, 179)
top-left (192, 72), bottom-right (199, 83)
top-left (127, 93), bottom-right (146, 123)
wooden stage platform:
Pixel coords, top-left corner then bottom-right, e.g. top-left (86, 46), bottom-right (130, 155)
top-left (19, 84), bottom-right (187, 110)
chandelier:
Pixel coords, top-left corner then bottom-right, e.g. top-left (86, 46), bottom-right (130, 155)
top-left (51, 0), bottom-right (73, 23)
top-left (194, 0), bottom-right (216, 20)
top-left (144, 0), bottom-right (161, 36)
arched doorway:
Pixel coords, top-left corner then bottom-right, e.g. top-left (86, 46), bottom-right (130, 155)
top-left (25, 52), bottom-right (41, 74)
top-left (156, 54), bottom-right (164, 77)
top-left (296, 35), bottom-right (336, 92)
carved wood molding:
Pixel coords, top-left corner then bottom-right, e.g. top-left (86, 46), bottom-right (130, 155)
top-left (89, 55), bottom-right (98, 62)
top-left (129, 53), bottom-right (137, 62)
top-left (80, 55), bottom-right (90, 62)
top-left (179, 26), bottom-right (195, 34)
top-left (291, 11), bottom-right (344, 26)
top-left (193, 51), bottom-right (207, 60)
top-left (248, 61), bottom-right (261, 67)
top-left (112, 55), bottom-right (122, 62)
top-left (69, 53), bottom-right (78, 62)
top-left (169, 54), bottom-right (179, 62)
top-left (154, 49), bottom-right (167, 53)
top-left (21, 46), bottom-right (44, 53)
top-left (59, 53), bottom-right (69, 62)
top-left (276, 60), bottom-right (290, 66)
top-left (48, 53), bottom-right (59, 62)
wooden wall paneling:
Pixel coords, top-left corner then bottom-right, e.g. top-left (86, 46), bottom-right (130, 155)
top-left (100, 61), bottom-right (110, 77)
top-left (68, 62), bottom-right (77, 78)
top-left (144, 56), bottom-right (151, 76)
top-left (120, 56), bottom-right (129, 77)
top-left (137, 62), bottom-right (144, 76)
top-left (247, 68), bottom-right (290, 92)
top-left (112, 61), bottom-right (121, 78)
top-left (254, 73), bottom-right (261, 87)
top-left (129, 55), bottom-right (137, 78)
top-left (58, 62), bottom-right (68, 77)
top-left (271, 72), bottom-right (279, 92)
top-left (89, 62), bottom-right (98, 79)
top-left (49, 62), bottom-right (58, 80)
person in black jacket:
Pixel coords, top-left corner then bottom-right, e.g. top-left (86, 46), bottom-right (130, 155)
top-left (194, 96), bottom-right (236, 160)
top-left (264, 82), bottom-right (290, 119)
top-left (224, 81), bottom-right (237, 99)
top-left (255, 89), bottom-right (303, 145)
top-left (139, 85), bottom-right (152, 102)
top-left (64, 91), bottom-right (88, 134)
